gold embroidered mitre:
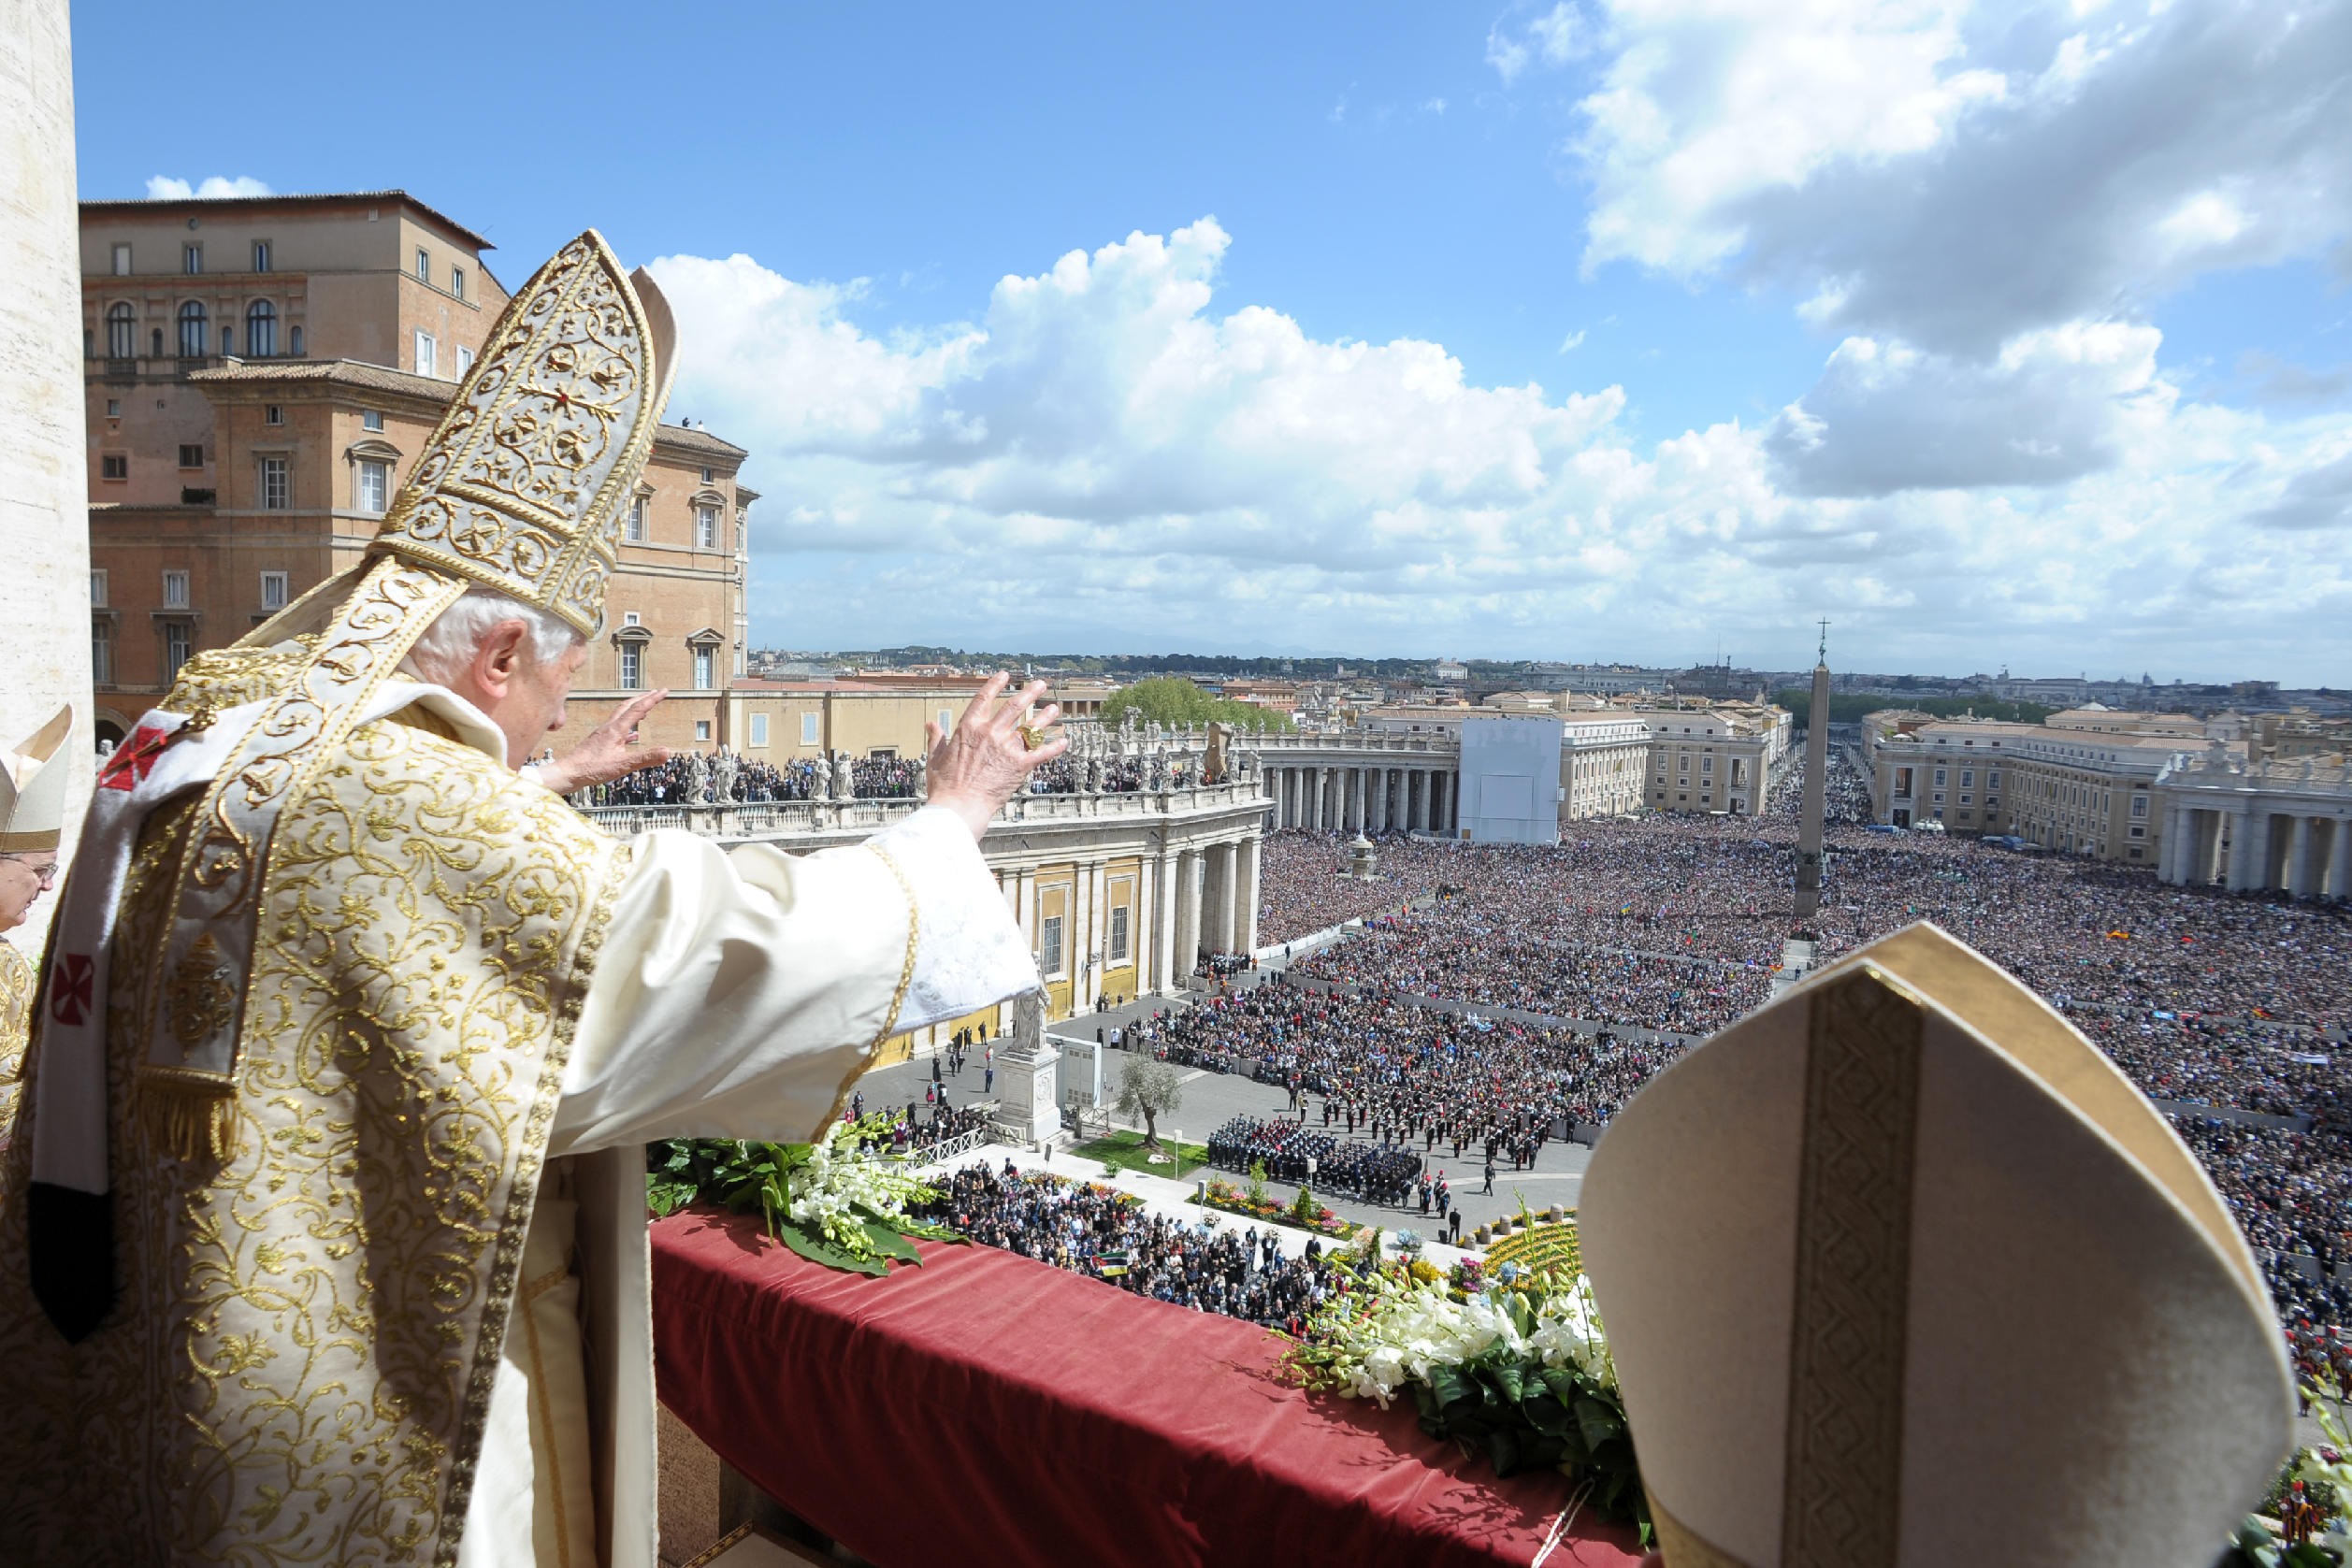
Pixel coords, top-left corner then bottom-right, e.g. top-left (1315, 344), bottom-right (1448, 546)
top-left (369, 229), bottom-right (678, 636)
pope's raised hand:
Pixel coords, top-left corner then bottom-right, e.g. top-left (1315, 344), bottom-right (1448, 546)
top-left (925, 672), bottom-right (1067, 842)
top-left (533, 689), bottom-right (672, 795)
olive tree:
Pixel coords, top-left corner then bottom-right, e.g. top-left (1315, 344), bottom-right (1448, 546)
top-left (1114, 1057), bottom-right (1185, 1150)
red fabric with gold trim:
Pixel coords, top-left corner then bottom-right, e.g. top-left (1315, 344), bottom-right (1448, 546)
top-left (653, 1210), bottom-right (1644, 1568)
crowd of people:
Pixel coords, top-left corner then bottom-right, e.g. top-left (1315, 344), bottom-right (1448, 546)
top-left (1204, 1115), bottom-right (1432, 1207)
top-left (576, 752), bottom-right (927, 805)
top-left (915, 1163), bottom-right (1344, 1331)
top-left (1227, 749), bottom-right (2351, 1350)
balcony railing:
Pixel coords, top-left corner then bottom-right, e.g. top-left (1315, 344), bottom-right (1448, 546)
top-left (579, 778), bottom-right (1269, 840)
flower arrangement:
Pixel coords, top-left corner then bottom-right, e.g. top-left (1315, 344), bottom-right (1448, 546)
top-left (645, 1115), bottom-right (965, 1277)
top-left (1199, 1176), bottom-right (1359, 1239)
top-left (2228, 1378), bottom-right (2352, 1564)
top-left (1284, 1259), bottom-right (1645, 1530)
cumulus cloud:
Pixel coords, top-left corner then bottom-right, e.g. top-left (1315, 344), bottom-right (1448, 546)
top-left (1767, 321), bottom-right (2173, 495)
top-left (1488, 3), bottom-right (1593, 85)
top-left (1567, 0), bottom-right (2352, 354)
top-left (649, 219), bottom-right (2350, 679)
top-left (144, 175), bottom-right (272, 200)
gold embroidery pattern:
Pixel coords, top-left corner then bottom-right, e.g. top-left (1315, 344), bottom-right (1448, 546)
top-left (164, 933), bottom-right (237, 1050)
top-left (144, 557), bottom-right (468, 1097)
top-left (0, 720), bottom-right (629, 1565)
top-left (0, 938), bottom-right (32, 1090)
top-left (1782, 967), bottom-right (1923, 1568)
top-left (373, 231), bottom-right (666, 638)
top-left (1648, 1488), bottom-right (1755, 1568)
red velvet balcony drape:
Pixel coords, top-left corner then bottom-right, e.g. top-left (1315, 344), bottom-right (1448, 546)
top-left (653, 1210), bottom-right (1643, 1567)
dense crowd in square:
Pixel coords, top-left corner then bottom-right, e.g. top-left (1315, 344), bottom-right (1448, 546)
top-left (1234, 751), bottom-right (2352, 1347)
top-left (915, 1162), bottom-right (1346, 1332)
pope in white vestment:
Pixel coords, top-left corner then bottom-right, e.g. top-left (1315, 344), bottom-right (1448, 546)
top-left (0, 230), bottom-right (1061, 1568)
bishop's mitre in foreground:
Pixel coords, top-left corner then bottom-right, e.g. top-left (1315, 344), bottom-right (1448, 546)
top-left (1583, 921), bottom-right (2295, 1568)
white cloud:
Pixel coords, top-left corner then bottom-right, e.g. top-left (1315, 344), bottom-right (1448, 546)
top-left (1559, 328), bottom-right (1588, 352)
top-left (653, 218), bottom-right (2350, 679)
top-left (1489, 3), bottom-right (1594, 83)
top-left (1569, 0), bottom-right (2352, 354)
top-left (144, 175), bottom-right (273, 200)
top-left (1766, 320), bottom-right (2173, 495)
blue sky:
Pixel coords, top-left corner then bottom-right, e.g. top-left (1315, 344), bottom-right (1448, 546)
top-left (74, 1), bottom-right (2352, 681)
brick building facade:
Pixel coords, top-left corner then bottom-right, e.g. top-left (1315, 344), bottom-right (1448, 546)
top-left (79, 190), bottom-right (748, 753)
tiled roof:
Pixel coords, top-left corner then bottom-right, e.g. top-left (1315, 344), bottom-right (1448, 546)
top-left (187, 358), bottom-right (449, 398)
top-left (188, 363), bottom-right (751, 466)
top-left (79, 189), bottom-right (495, 251)
top-left (653, 424), bottom-right (749, 460)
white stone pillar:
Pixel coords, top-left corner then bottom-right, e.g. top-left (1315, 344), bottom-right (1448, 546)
top-left (1153, 849), bottom-right (1178, 992)
top-left (1, 0), bottom-right (94, 945)
top-left (2288, 814), bottom-right (2316, 899)
top-left (2330, 817), bottom-right (2352, 903)
top-left (1412, 770), bottom-right (1428, 831)
top-left (1372, 767), bottom-right (1388, 832)
top-left (2157, 799), bottom-right (2185, 884)
top-left (1313, 767), bottom-right (1328, 831)
top-left (1235, 835), bottom-right (1261, 954)
top-left (1210, 841), bottom-right (1240, 953)
top-left (1349, 767), bottom-right (1365, 832)
top-left (1176, 847), bottom-right (1203, 974)
top-left (2226, 808), bottom-right (2258, 892)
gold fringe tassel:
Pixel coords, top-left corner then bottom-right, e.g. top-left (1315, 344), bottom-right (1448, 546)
top-left (136, 1069), bottom-right (242, 1163)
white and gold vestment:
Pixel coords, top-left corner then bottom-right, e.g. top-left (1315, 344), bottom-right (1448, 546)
top-left (0, 234), bottom-right (1036, 1568)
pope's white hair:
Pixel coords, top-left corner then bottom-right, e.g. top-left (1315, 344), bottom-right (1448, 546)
top-left (403, 587), bottom-right (583, 685)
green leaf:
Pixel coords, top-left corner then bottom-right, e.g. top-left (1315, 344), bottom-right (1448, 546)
top-left (859, 1222), bottom-right (923, 1265)
top-left (773, 1220), bottom-right (888, 1277)
top-left (1575, 1396), bottom-right (1627, 1454)
top-left (1427, 1363), bottom-right (1476, 1417)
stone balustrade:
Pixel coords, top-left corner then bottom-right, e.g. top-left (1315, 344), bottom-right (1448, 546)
top-left (581, 778), bottom-right (1270, 841)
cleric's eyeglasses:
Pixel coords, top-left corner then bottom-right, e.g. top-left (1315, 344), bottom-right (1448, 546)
top-left (4, 858), bottom-right (58, 885)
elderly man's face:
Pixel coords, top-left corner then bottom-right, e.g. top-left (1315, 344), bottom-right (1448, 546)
top-left (0, 852), bottom-right (59, 933)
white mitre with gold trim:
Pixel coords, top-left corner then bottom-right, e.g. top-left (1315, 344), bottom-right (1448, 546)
top-left (0, 705), bottom-right (72, 854)
top-left (1580, 921), bottom-right (2294, 1568)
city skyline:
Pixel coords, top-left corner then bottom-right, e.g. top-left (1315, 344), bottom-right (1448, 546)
top-left (68, 0), bottom-right (2352, 683)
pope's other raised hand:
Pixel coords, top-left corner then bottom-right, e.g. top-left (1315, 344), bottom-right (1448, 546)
top-left (924, 673), bottom-right (1067, 842)
top-left (532, 689), bottom-right (673, 796)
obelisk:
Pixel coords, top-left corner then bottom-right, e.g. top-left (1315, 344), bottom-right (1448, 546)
top-left (1793, 624), bottom-right (1830, 920)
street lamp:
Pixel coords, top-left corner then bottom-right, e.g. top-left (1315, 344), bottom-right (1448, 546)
top-left (1172, 1128), bottom-right (1183, 1182)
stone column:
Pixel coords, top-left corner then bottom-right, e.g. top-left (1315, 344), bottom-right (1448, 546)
top-left (1235, 835), bottom-right (1261, 954)
top-left (1214, 841), bottom-right (1243, 953)
top-left (1349, 767), bottom-right (1365, 832)
top-left (2287, 814), bottom-right (2316, 899)
top-left (2330, 817), bottom-right (2352, 903)
top-left (1157, 846), bottom-right (1185, 992)
top-left (2226, 808), bottom-right (2259, 892)
top-left (1410, 770), bottom-right (1427, 831)
top-left (2157, 799), bottom-right (2186, 884)
top-left (1313, 767), bottom-right (1328, 831)
top-left (1, 0), bottom-right (94, 944)
top-left (1372, 767), bottom-right (1389, 833)
top-left (1176, 847), bottom-right (1203, 974)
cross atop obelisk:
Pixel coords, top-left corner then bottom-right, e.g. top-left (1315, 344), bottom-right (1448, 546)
top-left (1794, 625), bottom-right (1830, 921)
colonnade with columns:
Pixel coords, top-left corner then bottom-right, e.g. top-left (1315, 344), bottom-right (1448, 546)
top-left (2158, 795), bottom-right (2352, 899)
top-left (1264, 761), bottom-right (1457, 836)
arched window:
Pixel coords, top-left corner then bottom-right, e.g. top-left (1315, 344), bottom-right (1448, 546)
top-left (289, 324), bottom-right (303, 357)
top-left (246, 300), bottom-right (276, 358)
top-left (177, 300), bottom-right (208, 359)
top-left (107, 302), bottom-right (135, 359)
